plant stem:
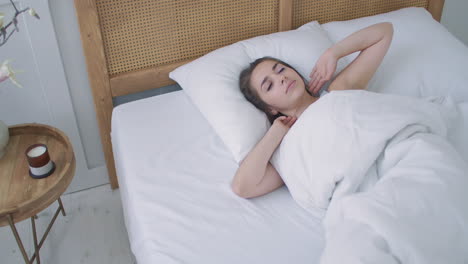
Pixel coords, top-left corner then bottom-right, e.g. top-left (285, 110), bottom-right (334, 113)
top-left (0, 1), bottom-right (31, 47)
top-left (10, 0), bottom-right (19, 13)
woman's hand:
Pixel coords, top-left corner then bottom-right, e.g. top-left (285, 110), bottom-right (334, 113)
top-left (270, 115), bottom-right (297, 139)
top-left (308, 49), bottom-right (338, 96)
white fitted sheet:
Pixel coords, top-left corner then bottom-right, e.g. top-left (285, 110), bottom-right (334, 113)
top-left (111, 91), bottom-right (326, 264)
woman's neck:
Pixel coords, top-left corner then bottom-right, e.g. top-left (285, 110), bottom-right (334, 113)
top-left (285, 94), bottom-right (318, 118)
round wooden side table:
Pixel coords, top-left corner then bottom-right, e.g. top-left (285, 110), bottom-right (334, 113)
top-left (0, 123), bottom-right (76, 264)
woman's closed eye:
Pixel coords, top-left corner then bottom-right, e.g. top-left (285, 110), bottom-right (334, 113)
top-left (266, 67), bottom-right (285, 91)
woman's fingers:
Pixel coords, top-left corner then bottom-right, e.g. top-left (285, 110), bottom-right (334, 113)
top-left (277, 116), bottom-right (295, 126)
top-left (276, 116), bottom-right (287, 122)
top-left (278, 115), bottom-right (291, 124)
top-left (274, 115), bottom-right (297, 130)
top-left (313, 78), bottom-right (327, 94)
top-left (285, 116), bottom-right (297, 127)
top-left (309, 67), bottom-right (317, 78)
top-left (311, 67), bottom-right (322, 81)
top-left (291, 117), bottom-right (298, 127)
top-left (309, 75), bottom-right (322, 94)
top-left (309, 53), bottom-right (337, 95)
top-left (310, 66), bottom-right (334, 94)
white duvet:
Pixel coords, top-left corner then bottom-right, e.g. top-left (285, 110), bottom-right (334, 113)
top-left (272, 90), bottom-right (468, 263)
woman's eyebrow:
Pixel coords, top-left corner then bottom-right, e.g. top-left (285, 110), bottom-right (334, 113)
top-left (261, 63), bottom-right (279, 88)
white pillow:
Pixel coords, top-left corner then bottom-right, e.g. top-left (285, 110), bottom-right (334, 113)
top-left (321, 7), bottom-right (468, 102)
top-left (170, 21), bottom-right (348, 163)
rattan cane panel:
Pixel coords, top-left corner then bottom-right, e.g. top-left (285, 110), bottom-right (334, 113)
top-left (293, 0), bottom-right (428, 28)
top-left (95, 0), bottom-right (279, 76)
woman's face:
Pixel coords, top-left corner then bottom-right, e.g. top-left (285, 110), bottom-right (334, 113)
top-left (250, 60), bottom-right (306, 115)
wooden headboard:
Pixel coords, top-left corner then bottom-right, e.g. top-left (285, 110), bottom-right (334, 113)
top-left (74, 0), bottom-right (444, 189)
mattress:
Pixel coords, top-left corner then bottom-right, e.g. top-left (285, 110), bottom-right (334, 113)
top-left (111, 91), bottom-right (326, 264)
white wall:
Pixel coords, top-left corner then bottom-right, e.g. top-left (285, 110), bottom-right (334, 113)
top-left (49, 0), bottom-right (105, 169)
top-left (47, 1), bottom-right (468, 190)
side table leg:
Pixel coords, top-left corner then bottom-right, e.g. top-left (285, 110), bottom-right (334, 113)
top-left (7, 198), bottom-right (68, 264)
top-left (58, 197), bottom-right (66, 216)
top-left (7, 214), bottom-right (30, 264)
top-left (29, 197), bottom-right (66, 263)
top-left (31, 216), bottom-right (41, 264)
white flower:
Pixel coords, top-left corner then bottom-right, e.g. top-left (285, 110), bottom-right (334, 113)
top-left (0, 60), bottom-right (22, 88)
top-left (28, 8), bottom-right (39, 19)
top-left (28, 8), bottom-right (36, 17)
top-left (0, 13), bottom-right (4, 28)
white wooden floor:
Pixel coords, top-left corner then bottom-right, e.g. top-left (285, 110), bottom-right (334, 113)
top-left (0, 184), bottom-right (134, 264)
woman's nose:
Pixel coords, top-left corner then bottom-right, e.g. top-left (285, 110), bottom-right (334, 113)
top-left (280, 75), bottom-right (286, 84)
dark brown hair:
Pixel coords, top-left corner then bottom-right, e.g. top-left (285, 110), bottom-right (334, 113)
top-left (239, 56), bottom-right (306, 123)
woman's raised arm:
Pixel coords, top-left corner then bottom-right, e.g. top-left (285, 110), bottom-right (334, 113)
top-left (309, 22), bottom-right (394, 94)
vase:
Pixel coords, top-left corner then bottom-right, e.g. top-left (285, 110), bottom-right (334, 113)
top-left (0, 120), bottom-right (9, 158)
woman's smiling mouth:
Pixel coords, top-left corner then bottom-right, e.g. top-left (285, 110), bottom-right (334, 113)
top-left (286, 80), bottom-right (296, 94)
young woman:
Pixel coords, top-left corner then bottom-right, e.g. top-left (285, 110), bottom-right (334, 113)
top-left (231, 22), bottom-right (394, 198)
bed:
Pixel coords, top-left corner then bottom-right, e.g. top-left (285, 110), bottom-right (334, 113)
top-left (74, 0), bottom-right (468, 263)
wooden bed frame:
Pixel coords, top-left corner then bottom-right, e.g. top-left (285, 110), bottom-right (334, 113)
top-left (74, 0), bottom-right (445, 189)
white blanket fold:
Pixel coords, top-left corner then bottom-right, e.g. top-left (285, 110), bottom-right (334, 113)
top-left (271, 90), bottom-right (468, 263)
